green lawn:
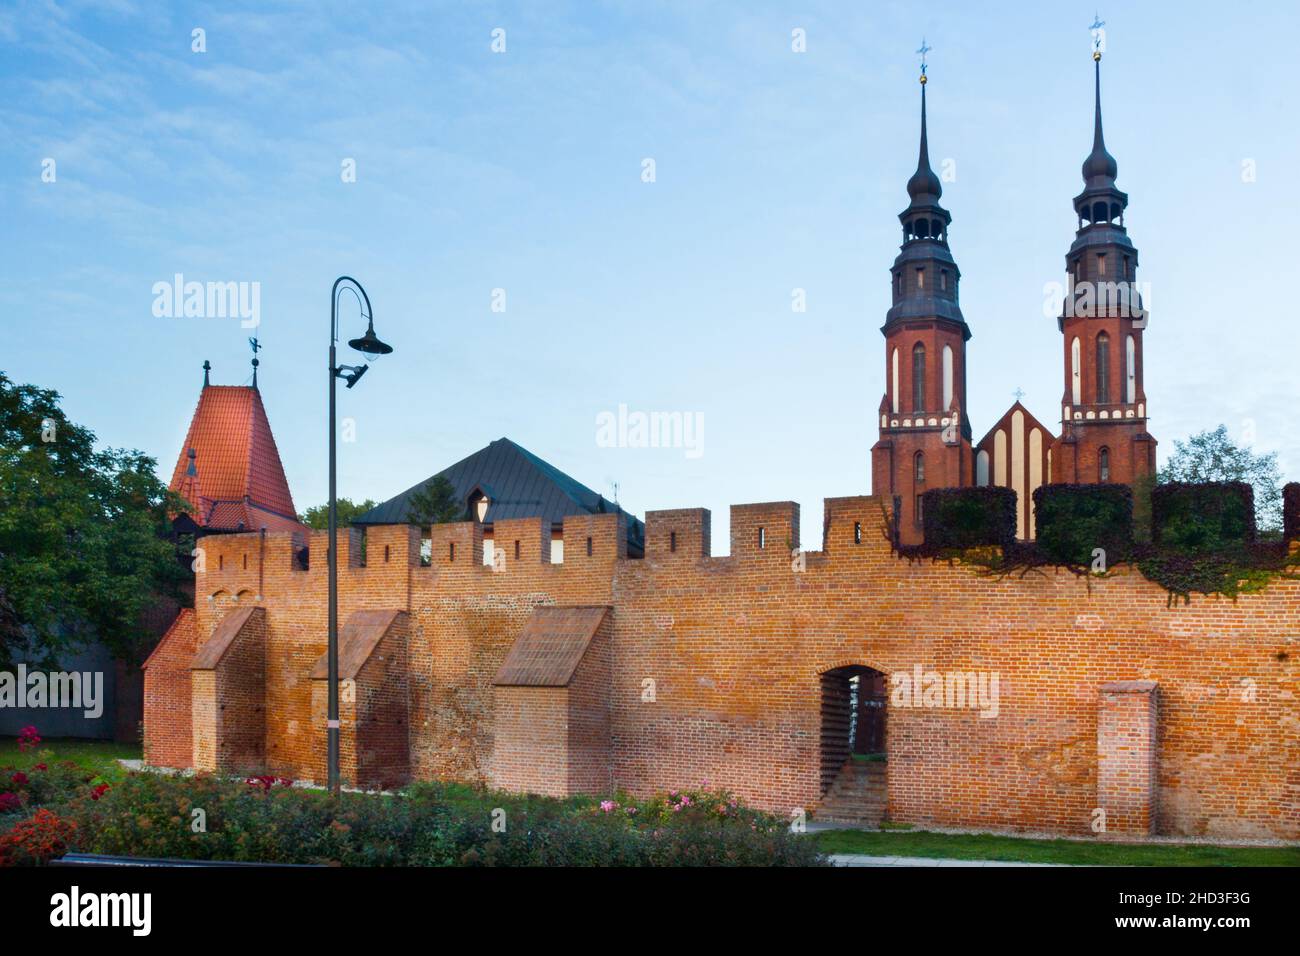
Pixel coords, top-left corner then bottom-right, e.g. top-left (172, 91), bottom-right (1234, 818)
top-left (815, 827), bottom-right (1300, 866)
top-left (0, 737), bottom-right (141, 782)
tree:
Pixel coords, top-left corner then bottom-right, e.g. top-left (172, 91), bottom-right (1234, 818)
top-left (299, 498), bottom-right (377, 530)
top-left (405, 475), bottom-right (463, 525)
top-left (1159, 425), bottom-right (1283, 532)
top-left (0, 372), bottom-right (190, 670)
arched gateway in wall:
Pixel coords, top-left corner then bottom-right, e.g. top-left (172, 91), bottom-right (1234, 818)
top-left (817, 663), bottom-right (888, 826)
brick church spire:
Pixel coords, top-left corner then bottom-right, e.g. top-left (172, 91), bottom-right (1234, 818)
top-left (872, 53), bottom-right (974, 545)
top-left (1050, 38), bottom-right (1156, 486)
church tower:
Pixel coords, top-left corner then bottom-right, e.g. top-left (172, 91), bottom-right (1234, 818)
top-left (1050, 45), bottom-right (1156, 485)
top-left (871, 65), bottom-right (973, 545)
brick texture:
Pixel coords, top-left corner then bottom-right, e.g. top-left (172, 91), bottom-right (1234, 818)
top-left (142, 608), bottom-right (199, 769)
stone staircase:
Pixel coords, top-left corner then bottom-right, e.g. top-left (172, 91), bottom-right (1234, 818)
top-left (816, 759), bottom-right (887, 826)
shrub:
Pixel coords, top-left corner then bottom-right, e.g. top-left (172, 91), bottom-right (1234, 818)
top-left (0, 756), bottom-right (96, 814)
top-left (1152, 482), bottom-right (1255, 551)
top-left (921, 487), bottom-right (1017, 552)
top-left (1284, 483), bottom-right (1300, 545)
top-left (1033, 483), bottom-right (1133, 568)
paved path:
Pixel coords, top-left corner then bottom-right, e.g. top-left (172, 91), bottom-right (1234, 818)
top-left (829, 853), bottom-right (1070, 867)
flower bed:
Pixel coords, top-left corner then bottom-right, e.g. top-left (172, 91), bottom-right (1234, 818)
top-left (0, 750), bottom-right (823, 867)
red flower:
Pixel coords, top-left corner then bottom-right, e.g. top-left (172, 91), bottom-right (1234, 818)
top-left (33, 764), bottom-right (47, 772)
top-left (0, 793), bottom-right (21, 813)
top-left (90, 783), bottom-right (110, 801)
top-left (16, 726), bottom-right (41, 753)
top-left (0, 808), bottom-right (77, 866)
top-left (10, 772), bottom-right (28, 787)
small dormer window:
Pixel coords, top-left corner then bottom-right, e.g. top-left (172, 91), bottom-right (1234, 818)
top-left (916, 267), bottom-right (925, 289)
top-left (1097, 253), bottom-right (1107, 276)
top-left (469, 489), bottom-right (491, 522)
top-left (939, 269), bottom-right (948, 291)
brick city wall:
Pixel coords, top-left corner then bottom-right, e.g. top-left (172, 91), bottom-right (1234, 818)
top-left (143, 497), bottom-right (1300, 840)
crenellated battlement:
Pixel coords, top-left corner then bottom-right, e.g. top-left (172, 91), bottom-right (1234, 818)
top-left (644, 508), bottom-right (710, 560)
top-left (425, 520), bottom-right (484, 572)
top-left (491, 516), bottom-right (552, 567)
top-left (821, 496), bottom-right (887, 555)
top-left (194, 512), bottom-right (641, 604)
top-left (197, 530), bottom-right (303, 600)
top-left (192, 495), bottom-right (915, 606)
top-left (558, 511), bottom-right (627, 564)
top-left (730, 501), bottom-right (800, 561)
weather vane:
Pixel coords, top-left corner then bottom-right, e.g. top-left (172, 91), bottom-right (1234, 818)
top-left (917, 38), bottom-right (931, 79)
top-left (249, 336), bottom-right (261, 387)
top-left (1090, 13), bottom-right (1106, 59)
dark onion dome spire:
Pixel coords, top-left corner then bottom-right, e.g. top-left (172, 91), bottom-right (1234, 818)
top-left (1081, 50), bottom-right (1118, 186)
top-left (885, 66), bottom-right (970, 344)
top-left (906, 75), bottom-right (943, 204)
top-left (1071, 43), bottom-right (1128, 233)
top-left (1060, 41), bottom-right (1143, 331)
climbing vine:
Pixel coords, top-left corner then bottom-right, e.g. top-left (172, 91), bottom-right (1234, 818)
top-left (885, 481), bottom-right (1300, 605)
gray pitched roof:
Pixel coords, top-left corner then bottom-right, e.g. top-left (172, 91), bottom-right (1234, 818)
top-left (352, 437), bottom-right (643, 553)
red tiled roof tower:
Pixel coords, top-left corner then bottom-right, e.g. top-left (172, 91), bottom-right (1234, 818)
top-left (169, 367), bottom-right (305, 535)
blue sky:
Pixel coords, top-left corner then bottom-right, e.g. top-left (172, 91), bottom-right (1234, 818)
top-left (3, 0), bottom-right (1297, 552)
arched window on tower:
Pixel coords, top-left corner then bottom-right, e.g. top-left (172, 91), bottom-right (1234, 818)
top-left (912, 342), bottom-right (926, 412)
top-left (1095, 332), bottom-right (1111, 404)
top-left (1125, 334), bottom-right (1136, 403)
top-left (1071, 337), bottom-right (1082, 405)
top-left (1099, 447), bottom-right (1111, 483)
top-left (914, 451), bottom-right (926, 529)
top-left (942, 344), bottom-right (954, 409)
top-left (891, 348), bottom-right (900, 414)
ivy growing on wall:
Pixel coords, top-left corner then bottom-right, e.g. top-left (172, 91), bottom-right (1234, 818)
top-left (887, 480), bottom-right (1300, 605)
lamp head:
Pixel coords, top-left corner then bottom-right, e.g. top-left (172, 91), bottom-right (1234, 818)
top-left (348, 319), bottom-right (393, 356)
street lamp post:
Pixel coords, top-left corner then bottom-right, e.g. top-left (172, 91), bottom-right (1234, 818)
top-left (327, 276), bottom-right (393, 796)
